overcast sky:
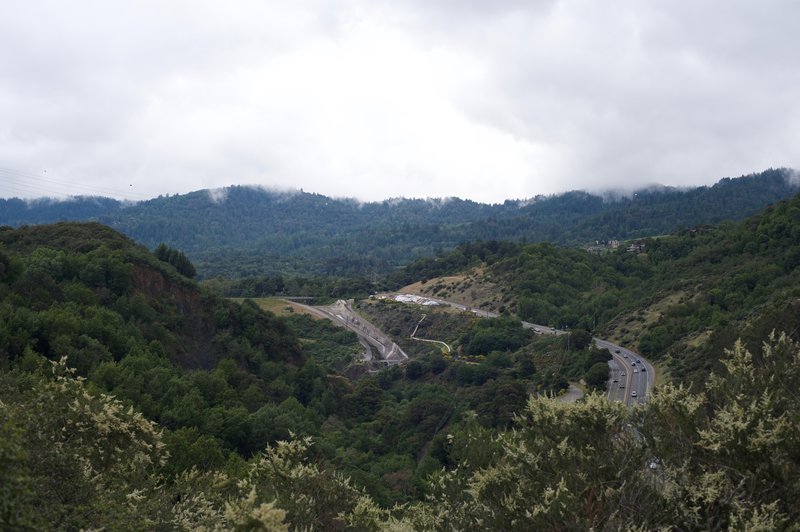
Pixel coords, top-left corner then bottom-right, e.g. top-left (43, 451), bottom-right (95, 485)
top-left (1, 1), bottom-right (798, 203)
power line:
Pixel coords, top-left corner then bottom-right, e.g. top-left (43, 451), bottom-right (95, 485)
top-left (0, 166), bottom-right (153, 201)
top-left (0, 167), bottom-right (153, 200)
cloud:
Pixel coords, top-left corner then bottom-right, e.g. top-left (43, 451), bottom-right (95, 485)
top-left (206, 187), bottom-right (230, 204)
top-left (1, 0), bottom-right (798, 203)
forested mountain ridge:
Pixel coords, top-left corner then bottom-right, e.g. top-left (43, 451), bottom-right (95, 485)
top-left (1, 168), bottom-right (796, 278)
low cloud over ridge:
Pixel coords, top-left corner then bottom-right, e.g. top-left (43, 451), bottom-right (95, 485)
top-left (1, 1), bottom-right (799, 202)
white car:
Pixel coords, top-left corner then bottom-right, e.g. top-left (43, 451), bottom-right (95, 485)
top-left (631, 391), bottom-right (637, 397)
top-left (634, 369), bottom-right (638, 373)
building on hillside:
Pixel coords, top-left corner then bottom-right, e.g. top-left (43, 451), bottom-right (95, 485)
top-left (586, 239), bottom-right (621, 254)
top-left (626, 241), bottom-right (646, 253)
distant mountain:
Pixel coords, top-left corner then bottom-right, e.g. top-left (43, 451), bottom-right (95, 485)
top-left (1, 168), bottom-right (797, 278)
top-left (0, 196), bottom-right (123, 224)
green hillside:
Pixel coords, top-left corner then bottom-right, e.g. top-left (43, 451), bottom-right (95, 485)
top-left (0, 222), bottom-right (302, 372)
top-left (0, 222), bottom-right (599, 525)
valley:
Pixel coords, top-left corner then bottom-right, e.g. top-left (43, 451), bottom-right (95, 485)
top-left (4, 0), bottom-right (799, 525)
top-left (1, 176), bottom-right (799, 529)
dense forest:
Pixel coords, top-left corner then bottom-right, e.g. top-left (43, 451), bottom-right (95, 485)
top-left (1, 168), bottom-right (797, 278)
top-left (2, 186), bottom-right (800, 528)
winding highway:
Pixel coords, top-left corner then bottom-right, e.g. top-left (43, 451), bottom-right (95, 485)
top-left (296, 294), bottom-right (656, 404)
top-left (595, 339), bottom-right (655, 406)
top-left (399, 294), bottom-right (657, 405)
top-left (378, 293), bottom-right (657, 404)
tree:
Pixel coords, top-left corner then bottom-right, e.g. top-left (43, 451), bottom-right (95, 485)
top-left (641, 333), bottom-right (800, 528)
top-left (567, 329), bottom-right (592, 350)
top-left (405, 360), bottom-right (426, 380)
top-left (0, 358), bottom-right (166, 530)
top-left (585, 362), bottom-right (610, 389)
top-left (154, 243), bottom-right (196, 278)
top-left (407, 393), bottom-right (645, 530)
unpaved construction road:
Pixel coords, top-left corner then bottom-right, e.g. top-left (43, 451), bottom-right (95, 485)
top-left (292, 299), bottom-right (408, 366)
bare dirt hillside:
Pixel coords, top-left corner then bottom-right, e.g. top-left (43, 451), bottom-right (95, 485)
top-left (400, 267), bottom-right (517, 314)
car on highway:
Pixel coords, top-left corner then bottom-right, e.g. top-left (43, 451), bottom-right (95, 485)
top-left (631, 391), bottom-right (637, 397)
top-left (634, 369), bottom-right (638, 373)
top-left (641, 366), bottom-right (646, 371)
top-left (615, 349), bottom-right (620, 353)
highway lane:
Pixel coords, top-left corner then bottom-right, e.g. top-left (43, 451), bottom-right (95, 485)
top-left (595, 339), bottom-right (655, 406)
top-left (605, 356), bottom-right (628, 403)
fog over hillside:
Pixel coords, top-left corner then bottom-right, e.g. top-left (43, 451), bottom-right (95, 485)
top-left (1, 169), bottom-right (797, 278)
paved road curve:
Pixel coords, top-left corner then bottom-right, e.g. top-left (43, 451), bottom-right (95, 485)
top-left (595, 339), bottom-right (655, 406)
top-left (292, 299), bottom-right (409, 366)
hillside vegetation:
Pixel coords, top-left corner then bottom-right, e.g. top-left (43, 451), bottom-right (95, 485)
top-left (0, 222), bottom-right (617, 524)
top-left (3, 330), bottom-right (798, 529)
